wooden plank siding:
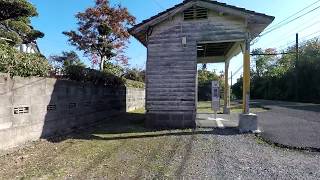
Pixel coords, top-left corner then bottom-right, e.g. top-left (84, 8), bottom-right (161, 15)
top-left (146, 11), bottom-right (246, 121)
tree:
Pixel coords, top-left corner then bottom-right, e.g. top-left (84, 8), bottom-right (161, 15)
top-left (123, 68), bottom-right (145, 82)
top-left (233, 38), bottom-right (320, 103)
top-left (49, 51), bottom-right (85, 75)
top-left (0, 0), bottom-right (44, 45)
top-left (63, 0), bottom-right (136, 71)
top-left (197, 69), bottom-right (222, 101)
top-left (103, 61), bottom-right (124, 77)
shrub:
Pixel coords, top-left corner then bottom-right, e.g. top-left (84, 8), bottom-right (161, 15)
top-left (123, 68), bottom-right (145, 82)
top-left (125, 79), bottom-right (145, 88)
top-left (64, 65), bottom-right (125, 87)
top-left (0, 43), bottom-right (50, 77)
top-left (103, 61), bottom-right (124, 77)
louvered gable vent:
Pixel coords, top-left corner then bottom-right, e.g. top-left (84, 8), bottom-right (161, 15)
top-left (183, 6), bottom-right (208, 20)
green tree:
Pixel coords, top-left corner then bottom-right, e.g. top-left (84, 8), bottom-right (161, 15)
top-left (0, 0), bottom-right (44, 45)
top-left (233, 38), bottom-right (320, 103)
top-left (49, 51), bottom-right (85, 70)
top-left (103, 61), bottom-right (124, 77)
top-left (123, 68), bottom-right (145, 82)
top-left (197, 69), bottom-right (222, 101)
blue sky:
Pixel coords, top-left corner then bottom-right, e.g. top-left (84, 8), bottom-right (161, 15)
top-left (29, 0), bottom-right (320, 83)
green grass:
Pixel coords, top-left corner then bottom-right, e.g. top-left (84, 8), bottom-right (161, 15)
top-left (130, 108), bottom-right (145, 114)
top-left (197, 101), bottom-right (268, 113)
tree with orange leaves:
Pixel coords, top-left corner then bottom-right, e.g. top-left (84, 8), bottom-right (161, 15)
top-left (63, 0), bottom-right (135, 71)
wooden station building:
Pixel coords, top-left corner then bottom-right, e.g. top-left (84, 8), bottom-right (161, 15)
top-left (129, 0), bottom-right (274, 128)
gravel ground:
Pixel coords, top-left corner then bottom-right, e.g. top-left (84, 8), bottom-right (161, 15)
top-left (160, 128), bottom-right (320, 179)
top-left (0, 113), bottom-right (319, 179)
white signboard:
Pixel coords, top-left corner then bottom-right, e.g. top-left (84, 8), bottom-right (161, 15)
top-left (211, 81), bottom-right (220, 111)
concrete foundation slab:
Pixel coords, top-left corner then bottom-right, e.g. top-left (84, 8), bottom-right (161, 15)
top-left (239, 113), bottom-right (259, 133)
top-left (146, 112), bottom-right (196, 129)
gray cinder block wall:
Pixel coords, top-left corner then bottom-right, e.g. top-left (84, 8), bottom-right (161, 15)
top-left (0, 73), bottom-right (145, 150)
top-left (126, 88), bottom-right (145, 112)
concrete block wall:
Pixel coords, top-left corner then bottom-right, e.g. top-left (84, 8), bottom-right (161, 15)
top-left (0, 73), bottom-right (145, 150)
top-left (126, 88), bottom-right (145, 112)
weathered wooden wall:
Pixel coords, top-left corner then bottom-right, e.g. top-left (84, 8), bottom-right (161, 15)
top-left (146, 10), bottom-right (247, 128)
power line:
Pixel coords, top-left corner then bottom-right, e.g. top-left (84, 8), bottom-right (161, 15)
top-left (276, 30), bottom-right (320, 48)
top-left (251, 2), bottom-right (320, 46)
top-left (260, 4), bottom-right (320, 37)
top-left (266, 19), bottom-right (320, 46)
top-left (264, 0), bottom-right (320, 32)
top-left (152, 0), bottom-right (165, 10)
top-left (232, 65), bottom-right (243, 77)
top-left (300, 29), bottom-right (320, 40)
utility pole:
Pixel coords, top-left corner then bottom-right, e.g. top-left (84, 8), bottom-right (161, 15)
top-left (296, 33), bottom-right (299, 63)
top-left (295, 33), bottom-right (299, 100)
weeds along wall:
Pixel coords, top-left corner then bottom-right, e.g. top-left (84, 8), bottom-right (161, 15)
top-left (0, 73), bottom-right (145, 150)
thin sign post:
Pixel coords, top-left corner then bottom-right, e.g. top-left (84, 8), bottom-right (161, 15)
top-left (212, 81), bottom-right (220, 119)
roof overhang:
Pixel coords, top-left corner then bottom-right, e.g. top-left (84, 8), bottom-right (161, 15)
top-left (129, 0), bottom-right (275, 46)
top-left (196, 41), bottom-right (242, 63)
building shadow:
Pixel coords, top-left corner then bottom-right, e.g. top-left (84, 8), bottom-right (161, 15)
top-left (40, 77), bottom-right (130, 142)
top-left (2, 73), bottom-right (239, 149)
top-left (45, 109), bottom-right (242, 143)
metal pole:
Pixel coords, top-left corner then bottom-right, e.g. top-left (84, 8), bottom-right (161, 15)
top-left (296, 33), bottom-right (299, 63)
top-left (295, 33), bottom-right (299, 100)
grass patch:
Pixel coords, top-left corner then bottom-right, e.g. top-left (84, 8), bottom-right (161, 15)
top-left (197, 101), bottom-right (269, 113)
top-left (130, 108), bottom-right (145, 114)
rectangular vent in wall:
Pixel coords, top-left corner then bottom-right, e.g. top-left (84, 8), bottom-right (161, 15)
top-left (69, 103), bottom-right (76, 109)
top-left (47, 105), bottom-right (57, 111)
top-left (184, 6), bottom-right (208, 20)
top-left (13, 107), bottom-right (29, 115)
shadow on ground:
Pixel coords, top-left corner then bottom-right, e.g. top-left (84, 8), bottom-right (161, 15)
top-left (47, 112), bottom-right (241, 143)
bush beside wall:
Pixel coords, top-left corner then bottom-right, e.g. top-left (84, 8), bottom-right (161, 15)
top-left (0, 43), bottom-right (50, 77)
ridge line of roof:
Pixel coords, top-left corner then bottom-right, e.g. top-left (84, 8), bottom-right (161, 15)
top-left (129, 0), bottom-right (274, 33)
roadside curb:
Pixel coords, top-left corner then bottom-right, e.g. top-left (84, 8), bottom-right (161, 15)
top-left (255, 134), bottom-right (320, 153)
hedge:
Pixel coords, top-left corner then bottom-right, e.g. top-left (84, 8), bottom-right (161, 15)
top-left (65, 65), bottom-right (145, 88)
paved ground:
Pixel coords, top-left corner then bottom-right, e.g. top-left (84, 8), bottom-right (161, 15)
top-left (196, 113), bottom-right (239, 128)
top-left (1, 111), bottom-right (320, 179)
top-left (255, 100), bottom-right (320, 150)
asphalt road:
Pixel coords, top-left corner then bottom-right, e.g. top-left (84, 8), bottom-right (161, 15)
top-left (254, 100), bottom-right (320, 150)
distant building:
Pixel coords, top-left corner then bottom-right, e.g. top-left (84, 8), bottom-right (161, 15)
top-left (17, 41), bottom-right (40, 54)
